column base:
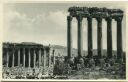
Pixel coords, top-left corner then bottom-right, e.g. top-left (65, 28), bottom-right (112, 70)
top-left (78, 57), bottom-right (84, 64)
top-left (98, 58), bottom-right (105, 68)
top-left (115, 58), bottom-right (123, 64)
top-left (88, 58), bottom-right (95, 68)
top-left (66, 57), bottom-right (74, 65)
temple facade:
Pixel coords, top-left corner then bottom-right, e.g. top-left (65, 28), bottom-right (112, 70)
top-left (3, 42), bottom-right (54, 68)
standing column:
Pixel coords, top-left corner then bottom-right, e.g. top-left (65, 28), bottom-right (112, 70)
top-left (106, 17), bottom-right (113, 58)
top-left (34, 49), bottom-right (36, 68)
top-left (96, 17), bottom-right (103, 58)
top-left (6, 49), bottom-right (9, 67)
top-left (38, 48), bottom-right (41, 67)
top-left (41, 48), bottom-right (43, 66)
top-left (76, 15), bottom-right (83, 58)
top-left (43, 48), bottom-right (46, 68)
top-left (87, 17), bottom-right (93, 58)
top-left (28, 48), bottom-right (31, 67)
top-left (48, 47), bottom-right (52, 67)
top-left (23, 48), bottom-right (25, 67)
top-left (12, 49), bottom-right (15, 67)
top-left (53, 50), bottom-right (55, 65)
top-left (115, 17), bottom-right (123, 60)
top-left (18, 48), bottom-right (20, 67)
top-left (67, 16), bottom-right (73, 59)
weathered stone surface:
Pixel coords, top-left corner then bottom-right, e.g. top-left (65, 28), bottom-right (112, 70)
top-left (68, 7), bottom-right (123, 18)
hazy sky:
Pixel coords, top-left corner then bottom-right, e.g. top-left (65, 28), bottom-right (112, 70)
top-left (3, 3), bottom-right (126, 51)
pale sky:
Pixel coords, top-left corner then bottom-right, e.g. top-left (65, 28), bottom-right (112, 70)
top-left (3, 3), bottom-right (126, 51)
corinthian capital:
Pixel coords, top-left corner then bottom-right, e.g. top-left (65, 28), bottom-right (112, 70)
top-left (67, 16), bottom-right (72, 21)
top-left (76, 15), bottom-right (83, 22)
top-left (67, 16), bottom-right (73, 21)
top-left (105, 17), bottom-right (112, 22)
top-left (96, 17), bottom-right (102, 22)
top-left (115, 17), bottom-right (123, 22)
top-left (87, 17), bottom-right (92, 21)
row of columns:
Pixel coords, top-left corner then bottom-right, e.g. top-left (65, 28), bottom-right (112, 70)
top-left (67, 15), bottom-right (123, 60)
top-left (5, 48), bottom-right (51, 68)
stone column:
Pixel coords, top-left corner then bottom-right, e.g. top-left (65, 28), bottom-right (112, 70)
top-left (76, 15), bottom-right (83, 58)
top-left (87, 17), bottom-right (93, 58)
top-left (53, 50), bottom-right (55, 65)
top-left (6, 49), bottom-right (9, 67)
top-left (43, 48), bottom-right (46, 68)
top-left (106, 17), bottom-right (113, 58)
top-left (28, 48), bottom-right (31, 67)
top-left (48, 47), bottom-right (52, 67)
top-left (34, 49), bottom-right (36, 68)
top-left (115, 17), bottom-right (123, 60)
top-left (12, 49), bottom-right (15, 67)
top-left (18, 48), bottom-right (20, 66)
top-left (41, 48), bottom-right (43, 66)
top-left (67, 16), bottom-right (73, 59)
top-left (38, 48), bottom-right (41, 67)
top-left (96, 17), bottom-right (102, 58)
top-left (23, 48), bottom-right (25, 67)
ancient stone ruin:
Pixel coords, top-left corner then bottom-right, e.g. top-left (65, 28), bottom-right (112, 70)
top-left (67, 7), bottom-right (124, 63)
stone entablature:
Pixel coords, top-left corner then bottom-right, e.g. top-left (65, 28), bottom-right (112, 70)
top-left (68, 7), bottom-right (123, 18)
top-left (3, 42), bottom-right (50, 49)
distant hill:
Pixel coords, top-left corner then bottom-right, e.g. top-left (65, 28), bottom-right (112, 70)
top-left (51, 45), bottom-right (120, 57)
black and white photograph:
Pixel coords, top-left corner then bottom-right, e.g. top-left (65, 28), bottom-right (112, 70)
top-left (1, 2), bottom-right (127, 80)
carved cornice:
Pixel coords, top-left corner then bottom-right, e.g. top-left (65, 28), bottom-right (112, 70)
top-left (68, 7), bottom-right (123, 18)
top-left (67, 16), bottom-right (73, 21)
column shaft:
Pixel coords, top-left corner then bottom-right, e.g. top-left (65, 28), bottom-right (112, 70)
top-left (41, 48), bottom-right (43, 66)
top-left (38, 49), bottom-right (41, 67)
top-left (116, 17), bottom-right (123, 59)
top-left (96, 17), bottom-right (102, 58)
top-left (43, 48), bottom-right (46, 68)
top-left (6, 50), bottom-right (9, 67)
top-left (48, 48), bottom-right (52, 67)
top-left (87, 17), bottom-right (93, 58)
top-left (67, 16), bottom-right (72, 58)
top-left (53, 50), bottom-right (55, 65)
top-left (28, 48), bottom-right (31, 67)
top-left (23, 48), bottom-right (25, 67)
top-left (18, 49), bottom-right (20, 66)
top-left (34, 49), bottom-right (36, 68)
top-left (77, 16), bottom-right (83, 58)
top-left (12, 49), bottom-right (15, 67)
top-left (106, 17), bottom-right (113, 58)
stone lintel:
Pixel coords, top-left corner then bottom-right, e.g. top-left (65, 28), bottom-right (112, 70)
top-left (69, 7), bottom-right (123, 18)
